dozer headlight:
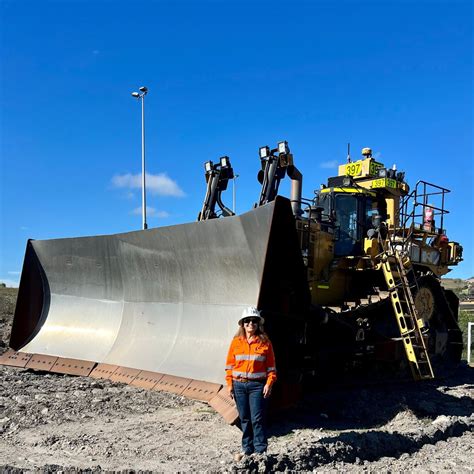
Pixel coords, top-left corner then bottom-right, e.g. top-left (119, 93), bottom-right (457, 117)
top-left (219, 156), bottom-right (230, 168)
top-left (204, 161), bottom-right (213, 173)
top-left (397, 171), bottom-right (405, 182)
top-left (342, 176), bottom-right (353, 186)
top-left (277, 141), bottom-right (289, 155)
top-left (259, 146), bottom-right (270, 159)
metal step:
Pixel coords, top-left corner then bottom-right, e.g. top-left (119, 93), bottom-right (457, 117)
top-left (380, 244), bottom-right (434, 381)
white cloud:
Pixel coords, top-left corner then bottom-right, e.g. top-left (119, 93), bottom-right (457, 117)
top-left (374, 151), bottom-right (382, 159)
top-left (8, 271), bottom-right (20, 275)
top-left (320, 160), bottom-right (339, 169)
top-left (112, 173), bottom-right (185, 197)
top-left (20, 226), bottom-right (28, 230)
top-left (131, 206), bottom-right (169, 218)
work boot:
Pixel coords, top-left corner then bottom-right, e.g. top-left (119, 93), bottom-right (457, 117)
top-left (233, 452), bottom-right (246, 462)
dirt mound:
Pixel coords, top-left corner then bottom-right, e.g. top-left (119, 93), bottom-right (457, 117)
top-left (0, 287), bottom-right (16, 350)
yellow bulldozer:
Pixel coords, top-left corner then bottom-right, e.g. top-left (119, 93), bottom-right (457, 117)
top-left (1, 142), bottom-right (463, 421)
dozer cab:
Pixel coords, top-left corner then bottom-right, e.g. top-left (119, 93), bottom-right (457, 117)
top-left (1, 140), bottom-right (464, 421)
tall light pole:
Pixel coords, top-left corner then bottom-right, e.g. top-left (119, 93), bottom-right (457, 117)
top-left (131, 86), bottom-right (148, 230)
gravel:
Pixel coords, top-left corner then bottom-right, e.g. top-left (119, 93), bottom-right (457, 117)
top-left (0, 288), bottom-right (473, 472)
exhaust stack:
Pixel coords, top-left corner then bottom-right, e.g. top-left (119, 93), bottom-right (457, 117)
top-left (288, 165), bottom-right (303, 217)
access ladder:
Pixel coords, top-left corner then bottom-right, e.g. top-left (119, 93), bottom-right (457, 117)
top-left (380, 244), bottom-right (434, 380)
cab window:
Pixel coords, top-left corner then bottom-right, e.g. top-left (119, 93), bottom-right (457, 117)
top-left (315, 192), bottom-right (332, 221)
top-left (334, 194), bottom-right (358, 255)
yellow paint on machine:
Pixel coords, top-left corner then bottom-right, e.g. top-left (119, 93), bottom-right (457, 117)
top-left (371, 178), bottom-right (397, 189)
top-left (338, 158), bottom-right (384, 178)
top-left (320, 187), bottom-right (376, 196)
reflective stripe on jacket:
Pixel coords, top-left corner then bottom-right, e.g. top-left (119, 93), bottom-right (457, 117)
top-left (225, 336), bottom-right (277, 388)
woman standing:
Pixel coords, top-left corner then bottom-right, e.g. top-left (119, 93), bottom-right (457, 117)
top-left (225, 306), bottom-right (277, 460)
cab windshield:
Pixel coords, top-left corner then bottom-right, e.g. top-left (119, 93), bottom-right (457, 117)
top-left (334, 194), bottom-right (358, 255)
top-left (315, 190), bottom-right (382, 256)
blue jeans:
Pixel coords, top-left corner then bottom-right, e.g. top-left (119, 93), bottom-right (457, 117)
top-left (233, 380), bottom-right (268, 454)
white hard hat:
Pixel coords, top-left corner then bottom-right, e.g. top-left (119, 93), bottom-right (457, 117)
top-left (238, 306), bottom-right (265, 325)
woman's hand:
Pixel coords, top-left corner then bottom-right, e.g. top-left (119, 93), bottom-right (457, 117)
top-left (227, 385), bottom-right (234, 399)
top-left (263, 384), bottom-right (272, 399)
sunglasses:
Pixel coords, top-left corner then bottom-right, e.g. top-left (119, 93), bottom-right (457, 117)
top-left (243, 318), bottom-right (260, 325)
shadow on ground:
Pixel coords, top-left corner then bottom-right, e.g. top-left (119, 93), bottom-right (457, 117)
top-left (269, 363), bottom-right (473, 434)
top-left (235, 364), bottom-right (473, 471)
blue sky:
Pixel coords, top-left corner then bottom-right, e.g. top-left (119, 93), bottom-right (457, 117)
top-left (0, 0), bottom-right (472, 286)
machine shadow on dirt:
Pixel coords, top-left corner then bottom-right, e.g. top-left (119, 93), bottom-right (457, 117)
top-left (267, 364), bottom-right (473, 434)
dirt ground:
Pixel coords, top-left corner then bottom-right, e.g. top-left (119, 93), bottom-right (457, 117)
top-left (0, 288), bottom-right (473, 472)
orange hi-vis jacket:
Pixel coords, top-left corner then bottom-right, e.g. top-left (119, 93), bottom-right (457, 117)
top-left (225, 336), bottom-right (277, 388)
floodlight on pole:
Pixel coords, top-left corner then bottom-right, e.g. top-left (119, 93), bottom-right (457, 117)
top-left (131, 86), bottom-right (149, 230)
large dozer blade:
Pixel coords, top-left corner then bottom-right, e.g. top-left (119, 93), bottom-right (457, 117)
top-left (10, 197), bottom-right (309, 386)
